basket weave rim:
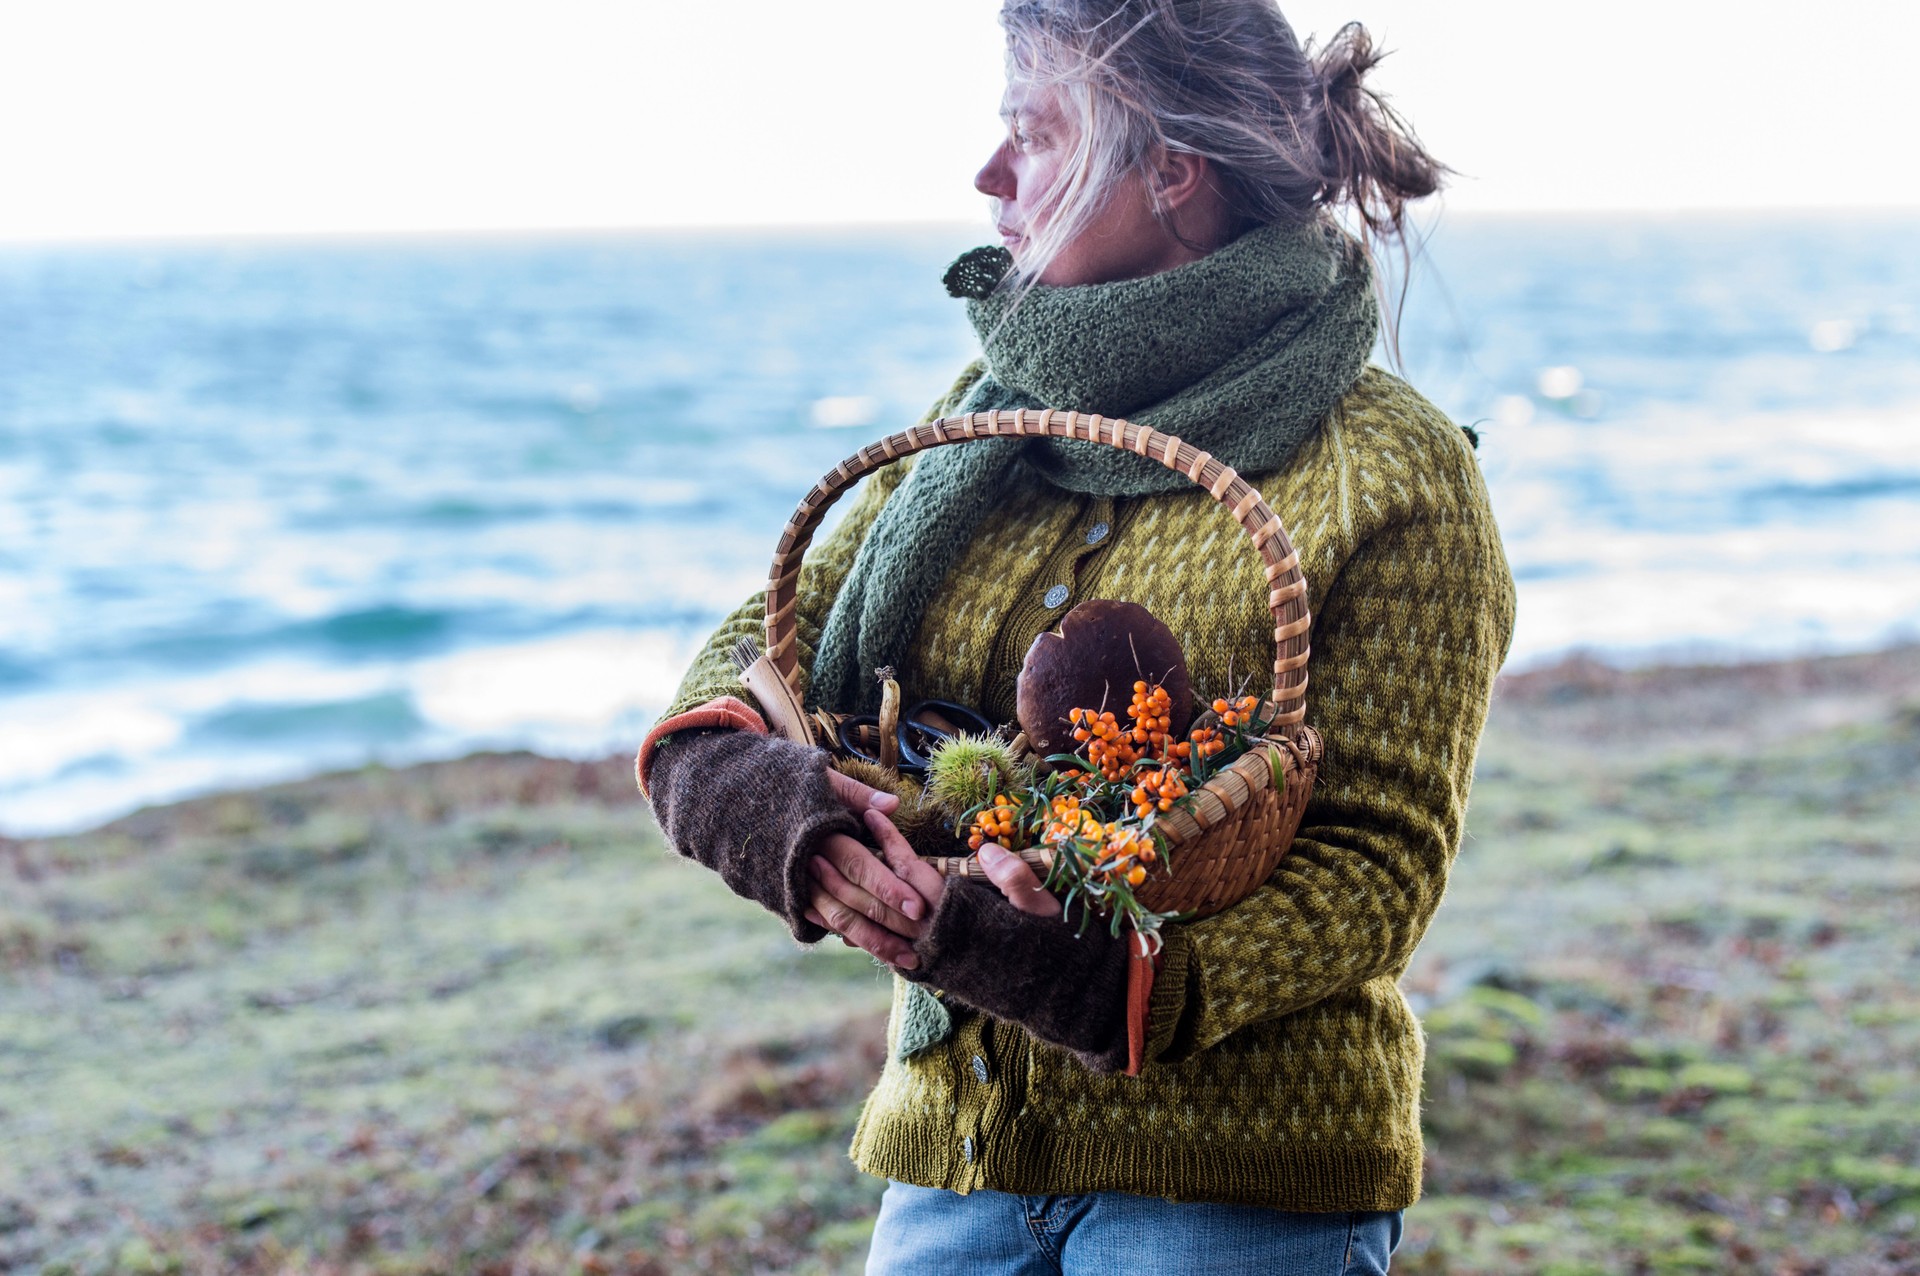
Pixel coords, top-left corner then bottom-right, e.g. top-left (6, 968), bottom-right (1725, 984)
top-left (1153, 729), bottom-right (1304, 849)
top-left (761, 407), bottom-right (1313, 733)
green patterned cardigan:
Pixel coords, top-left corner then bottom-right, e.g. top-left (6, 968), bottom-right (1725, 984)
top-left (659, 363), bottom-right (1516, 1212)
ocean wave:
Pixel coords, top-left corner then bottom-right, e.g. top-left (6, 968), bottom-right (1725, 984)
top-left (189, 691), bottom-right (427, 744)
top-left (0, 628), bottom-right (699, 835)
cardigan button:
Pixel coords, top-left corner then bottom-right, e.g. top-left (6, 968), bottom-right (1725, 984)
top-left (1043, 584), bottom-right (1070, 608)
top-left (961, 1136), bottom-right (976, 1162)
top-left (1086, 521), bottom-right (1109, 545)
top-left (971, 1055), bottom-right (990, 1084)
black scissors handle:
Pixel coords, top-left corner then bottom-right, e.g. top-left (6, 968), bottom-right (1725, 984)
top-left (896, 699), bottom-right (996, 774)
top-left (836, 699), bottom-right (996, 777)
top-left (837, 714), bottom-right (890, 769)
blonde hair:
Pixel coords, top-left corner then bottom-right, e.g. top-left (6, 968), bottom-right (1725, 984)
top-left (997, 0), bottom-right (1446, 287)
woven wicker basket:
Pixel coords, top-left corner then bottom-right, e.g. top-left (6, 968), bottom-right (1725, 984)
top-left (762, 408), bottom-right (1322, 921)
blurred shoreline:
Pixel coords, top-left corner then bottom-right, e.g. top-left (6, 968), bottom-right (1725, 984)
top-left (9, 638), bottom-right (1915, 847)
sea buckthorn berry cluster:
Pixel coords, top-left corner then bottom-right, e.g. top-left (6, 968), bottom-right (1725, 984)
top-left (1128, 681), bottom-right (1175, 748)
top-left (1068, 707), bottom-right (1140, 781)
top-left (1131, 767), bottom-right (1189, 814)
top-left (1066, 680), bottom-right (1239, 807)
top-left (1174, 725), bottom-right (1225, 761)
top-left (1031, 794), bottom-right (1160, 889)
top-left (1041, 793), bottom-right (1106, 846)
top-left (1212, 695), bottom-right (1263, 728)
top-left (949, 679), bottom-right (1271, 940)
top-left (966, 794), bottom-right (1022, 851)
top-left (1097, 827), bottom-right (1157, 886)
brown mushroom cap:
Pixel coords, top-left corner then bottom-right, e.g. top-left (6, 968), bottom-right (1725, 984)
top-left (1017, 599), bottom-right (1191, 756)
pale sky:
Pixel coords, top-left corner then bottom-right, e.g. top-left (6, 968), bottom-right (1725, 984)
top-left (0, 0), bottom-right (1914, 242)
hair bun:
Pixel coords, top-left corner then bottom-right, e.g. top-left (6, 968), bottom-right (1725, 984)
top-left (1308, 22), bottom-right (1446, 238)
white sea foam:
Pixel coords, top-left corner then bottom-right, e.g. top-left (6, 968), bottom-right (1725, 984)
top-left (0, 701), bottom-right (183, 787)
top-left (0, 631), bottom-right (701, 835)
top-left (1486, 400), bottom-right (1920, 663)
top-left (1510, 564), bottom-right (1920, 669)
top-left (410, 629), bottom-right (696, 740)
top-left (810, 395), bottom-right (881, 429)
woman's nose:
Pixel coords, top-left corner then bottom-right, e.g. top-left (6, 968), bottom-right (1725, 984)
top-left (975, 142), bottom-right (1015, 201)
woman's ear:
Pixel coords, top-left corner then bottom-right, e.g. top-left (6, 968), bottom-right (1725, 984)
top-left (1149, 150), bottom-right (1213, 212)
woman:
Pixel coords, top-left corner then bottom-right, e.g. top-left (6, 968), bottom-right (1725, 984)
top-left (639, 1), bottom-right (1515, 1271)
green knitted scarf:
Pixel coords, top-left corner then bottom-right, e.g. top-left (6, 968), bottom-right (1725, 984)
top-left (810, 217), bottom-right (1379, 715)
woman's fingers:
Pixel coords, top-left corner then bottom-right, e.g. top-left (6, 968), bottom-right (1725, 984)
top-left (811, 839), bottom-right (922, 938)
top-left (827, 767), bottom-right (900, 815)
top-left (819, 830), bottom-right (925, 925)
top-left (805, 824), bottom-right (937, 974)
top-left (977, 844), bottom-right (1063, 918)
top-left (805, 908), bottom-right (860, 949)
top-left (808, 885), bottom-right (918, 969)
top-left (864, 808), bottom-right (948, 907)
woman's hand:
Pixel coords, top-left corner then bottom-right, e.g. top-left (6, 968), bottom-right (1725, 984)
top-left (807, 802), bottom-right (1063, 969)
top-left (972, 843), bottom-right (1062, 918)
top-left (825, 766), bottom-right (902, 819)
top-left (805, 823), bottom-right (927, 968)
top-left (804, 770), bottom-right (925, 968)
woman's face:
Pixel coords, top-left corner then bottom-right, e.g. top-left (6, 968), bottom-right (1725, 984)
top-left (975, 82), bottom-right (1182, 287)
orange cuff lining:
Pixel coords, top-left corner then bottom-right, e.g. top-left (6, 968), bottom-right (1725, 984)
top-left (1125, 934), bottom-right (1163, 1077)
top-left (635, 695), bottom-right (769, 797)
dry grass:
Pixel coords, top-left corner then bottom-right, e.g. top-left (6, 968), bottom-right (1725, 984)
top-left (3, 647), bottom-right (1918, 1274)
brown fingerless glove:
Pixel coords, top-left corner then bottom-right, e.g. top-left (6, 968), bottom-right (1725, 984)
top-left (908, 880), bottom-right (1133, 1074)
top-left (646, 729), bottom-right (862, 944)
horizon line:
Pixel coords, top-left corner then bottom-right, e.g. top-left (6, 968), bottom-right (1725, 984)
top-left (3, 203), bottom-right (1918, 250)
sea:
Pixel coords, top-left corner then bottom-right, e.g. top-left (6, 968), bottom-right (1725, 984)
top-left (2, 214), bottom-right (1917, 835)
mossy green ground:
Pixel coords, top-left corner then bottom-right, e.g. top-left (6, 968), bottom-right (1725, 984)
top-left (3, 648), bottom-right (1917, 1274)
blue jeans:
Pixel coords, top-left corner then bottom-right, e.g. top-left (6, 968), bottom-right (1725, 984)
top-left (866, 1181), bottom-right (1403, 1275)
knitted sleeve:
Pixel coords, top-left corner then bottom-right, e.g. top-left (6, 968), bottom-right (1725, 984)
top-left (648, 727), bottom-right (862, 944)
top-left (657, 363), bottom-right (986, 724)
top-left (1144, 508), bottom-right (1517, 1062)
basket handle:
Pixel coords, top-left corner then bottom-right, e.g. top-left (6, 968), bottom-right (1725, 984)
top-left (764, 408), bottom-right (1311, 727)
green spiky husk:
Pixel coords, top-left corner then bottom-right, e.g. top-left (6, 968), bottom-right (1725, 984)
top-left (923, 733), bottom-right (1034, 819)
